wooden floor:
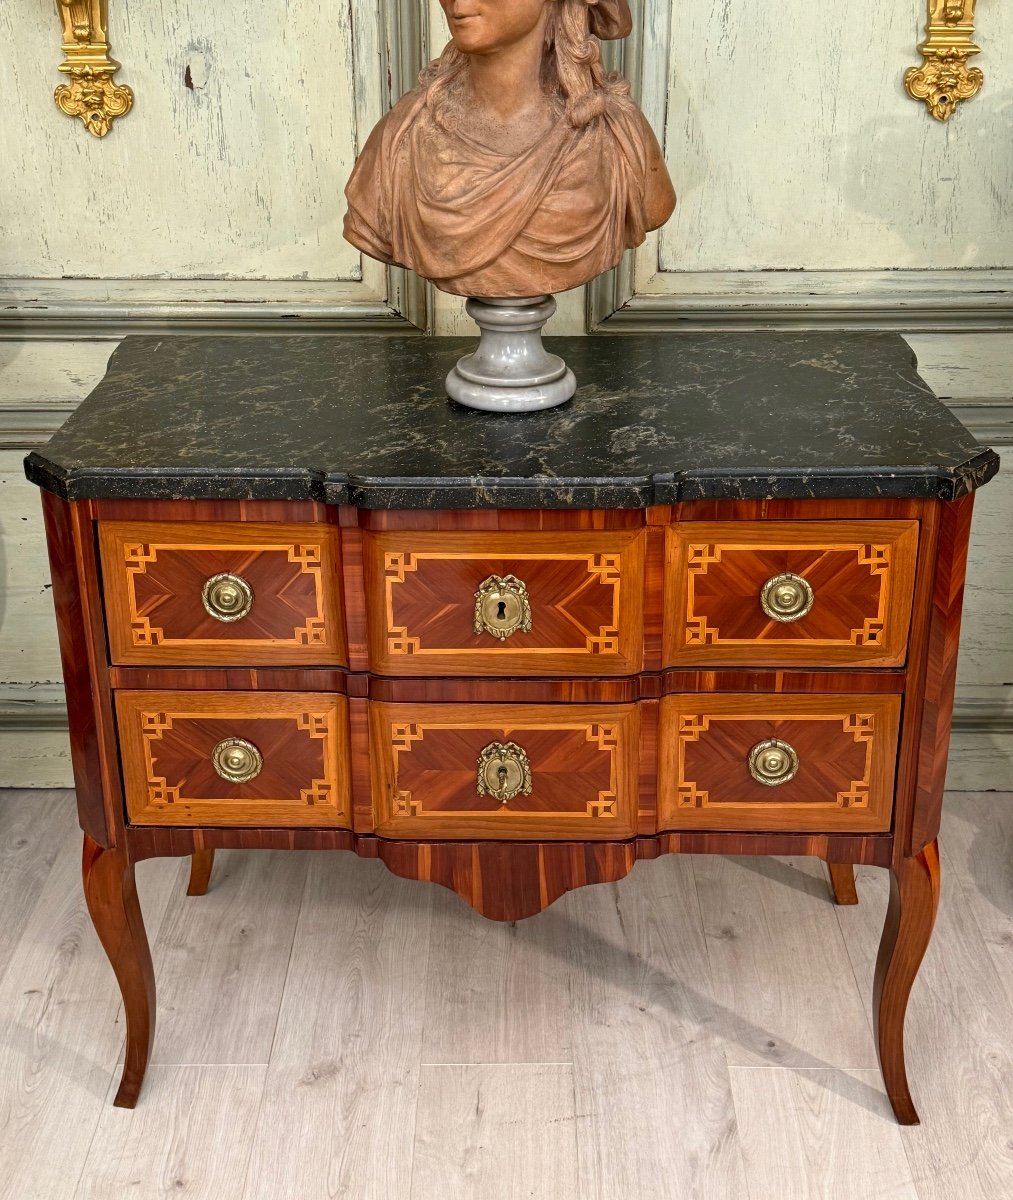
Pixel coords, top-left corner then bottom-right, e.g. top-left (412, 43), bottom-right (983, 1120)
top-left (1, 792), bottom-right (1012, 1199)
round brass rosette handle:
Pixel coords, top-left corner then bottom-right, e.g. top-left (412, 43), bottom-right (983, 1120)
top-left (477, 741), bottom-right (533, 804)
top-left (473, 574), bottom-right (532, 641)
top-left (760, 572), bottom-right (814, 623)
top-left (202, 572), bottom-right (254, 623)
top-left (211, 737), bottom-right (263, 784)
top-left (747, 738), bottom-right (799, 787)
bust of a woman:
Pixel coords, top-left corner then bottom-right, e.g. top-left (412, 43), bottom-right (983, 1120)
top-left (343, 0), bottom-right (676, 298)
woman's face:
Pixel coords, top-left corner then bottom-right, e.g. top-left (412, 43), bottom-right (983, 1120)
top-left (439, 0), bottom-right (550, 55)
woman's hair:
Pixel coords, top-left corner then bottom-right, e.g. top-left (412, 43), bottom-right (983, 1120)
top-left (421, 0), bottom-right (631, 129)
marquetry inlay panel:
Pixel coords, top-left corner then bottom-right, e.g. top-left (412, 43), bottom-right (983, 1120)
top-left (364, 531), bottom-right (645, 676)
top-left (369, 702), bottom-right (639, 839)
top-left (99, 521), bottom-right (345, 666)
top-left (665, 520), bottom-right (919, 668)
top-left (658, 693), bottom-right (901, 833)
top-left (116, 690), bottom-right (351, 827)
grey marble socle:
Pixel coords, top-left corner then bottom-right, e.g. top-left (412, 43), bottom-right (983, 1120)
top-left (25, 333), bottom-right (999, 507)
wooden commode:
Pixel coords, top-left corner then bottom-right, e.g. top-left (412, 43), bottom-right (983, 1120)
top-left (25, 332), bottom-right (998, 1123)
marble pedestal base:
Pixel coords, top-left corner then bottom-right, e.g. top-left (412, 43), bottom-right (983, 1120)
top-left (446, 295), bottom-right (577, 413)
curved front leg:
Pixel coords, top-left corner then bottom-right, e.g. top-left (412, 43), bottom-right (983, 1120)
top-left (873, 841), bottom-right (940, 1125)
top-left (82, 835), bottom-right (155, 1108)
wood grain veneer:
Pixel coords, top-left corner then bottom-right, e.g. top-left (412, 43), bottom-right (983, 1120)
top-left (664, 519), bottom-right (919, 668)
top-left (99, 520), bottom-right (346, 666)
top-left (364, 530), bottom-right (645, 676)
top-left (41, 494), bottom-right (121, 847)
top-left (116, 690), bottom-right (352, 828)
top-left (658, 693), bottom-right (901, 833)
top-left (369, 701), bottom-right (640, 840)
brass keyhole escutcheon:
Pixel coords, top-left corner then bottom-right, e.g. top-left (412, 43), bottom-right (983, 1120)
top-left (474, 574), bottom-right (532, 641)
top-left (202, 572), bottom-right (254, 623)
top-left (477, 741), bottom-right (533, 804)
top-left (211, 737), bottom-right (263, 784)
top-left (760, 572), bottom-right (814, 623)
top-left (747, 738), bottom-right (799, 787)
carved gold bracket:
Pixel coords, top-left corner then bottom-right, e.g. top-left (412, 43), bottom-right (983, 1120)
top-left (905, 0), bottom-right (984, 121)
top-left (54, 0), bottom-right (133, 137)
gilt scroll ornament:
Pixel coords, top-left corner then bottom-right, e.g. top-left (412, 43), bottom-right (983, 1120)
top-left (54, 0), bottom-right (133, 137)
top-left (905, 0), bottom-right (984, 121)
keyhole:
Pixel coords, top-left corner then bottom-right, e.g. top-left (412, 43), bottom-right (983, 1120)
top-left (496, 600), bottom-right (507, 621)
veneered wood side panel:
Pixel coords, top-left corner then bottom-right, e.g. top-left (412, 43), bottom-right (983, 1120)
top-left (116, 690), bottom-right (351, 828)
top-left (364, 530), bottom-right (646, 676)
top-left (99, 520), bottom-right (346, 666)
top-left (369, 701), bottom-right (640, 840)
top-left (909, 495), bottom-right (976, 855)
top-left (658, 692), bottom-right (901, 833)
top-left (41, 494), bottom-right (123, 847)
top-left (664, 520), bottom-right (919, 667)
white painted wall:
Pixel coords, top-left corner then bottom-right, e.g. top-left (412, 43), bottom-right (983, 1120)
top-left (0, 0), bottom-right (389, 303)
top-left (658, 0), bottom-right (1012, 275)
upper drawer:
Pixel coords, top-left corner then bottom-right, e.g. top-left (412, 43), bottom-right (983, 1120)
top-left (99, 521), bottom-right (346, 666)
top-left (664, 520), bottom-right (919, 668)
top-left (364, 531), bottom-right (645, 676)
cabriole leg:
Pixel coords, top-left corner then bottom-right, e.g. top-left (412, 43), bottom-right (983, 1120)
top-left (186, 848), bottom-right (215, 897)
top-left (82, 835), bottom-right (155, 1108)
top-left (873, 840), bottom-right (940, 1125)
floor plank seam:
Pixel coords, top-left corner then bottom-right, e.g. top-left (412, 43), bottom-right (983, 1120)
top-left (420, 1061), bottom-right (575, 1067)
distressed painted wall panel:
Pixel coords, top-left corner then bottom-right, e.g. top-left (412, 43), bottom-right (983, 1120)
top-left (0, 0), bottom-right (378, 284)
top-left (651, 0), bottom-right (1013, 278)
top-left (0, 456), bottom-right (63, 687)
top-left (958, 473), bottom-right (1013, 692)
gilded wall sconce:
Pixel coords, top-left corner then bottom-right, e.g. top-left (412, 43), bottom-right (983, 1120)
top-left (905, 0), bottom-right (984, 121)
top-left (54, 0), bottom-right (133, 137)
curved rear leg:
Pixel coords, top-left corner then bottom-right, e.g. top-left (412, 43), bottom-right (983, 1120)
top-left (873, 841), bottom-right (940, 1125)
top-left (82, 835), bottom-right (155, 1108)
top-left (186, 848), bottom-right (215, 897)
top-left (828, 862), bottom-right (859, 905)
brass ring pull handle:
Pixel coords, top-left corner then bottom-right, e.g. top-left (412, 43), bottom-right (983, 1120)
top-left (202, 572), bottom-right (254, 623)
top-left (473, 574), bottom-right (532, 641)
top-left (760, 572), bottom-right (814, 623)
top-left (211, 737), bottom-right (263, 784)
top-left (748, 738), bottom-right (799, 787)
top-left (477, 741), bottom-right (533, 804)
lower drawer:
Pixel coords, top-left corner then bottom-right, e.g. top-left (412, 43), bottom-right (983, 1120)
top-left (658, 693), bottom-right (900, 833)
top-left (369, 702), bottom-right (639, 840)
top-left (116, 690), bottom-right (352, 827)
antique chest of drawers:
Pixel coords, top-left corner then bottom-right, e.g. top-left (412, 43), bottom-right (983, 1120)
top-left (24, 333), bottom-right (998, 1123)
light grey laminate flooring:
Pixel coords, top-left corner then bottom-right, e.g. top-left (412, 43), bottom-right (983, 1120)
top-left (1, 789), bottom-right (1011, 1200)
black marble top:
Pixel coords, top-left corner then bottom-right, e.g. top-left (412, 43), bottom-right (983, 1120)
top-left (25, 333), bottom-right (998, 507)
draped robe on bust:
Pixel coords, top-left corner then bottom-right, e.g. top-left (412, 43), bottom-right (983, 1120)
top-left (343, 88), bottom-right (662, 298)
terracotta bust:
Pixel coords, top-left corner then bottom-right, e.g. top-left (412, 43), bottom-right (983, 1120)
top-left (343, 0), bottom-right (676, 298)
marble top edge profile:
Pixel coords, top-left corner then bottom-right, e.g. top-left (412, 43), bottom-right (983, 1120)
top-left (25, 333), bottom-right (1000, 507)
